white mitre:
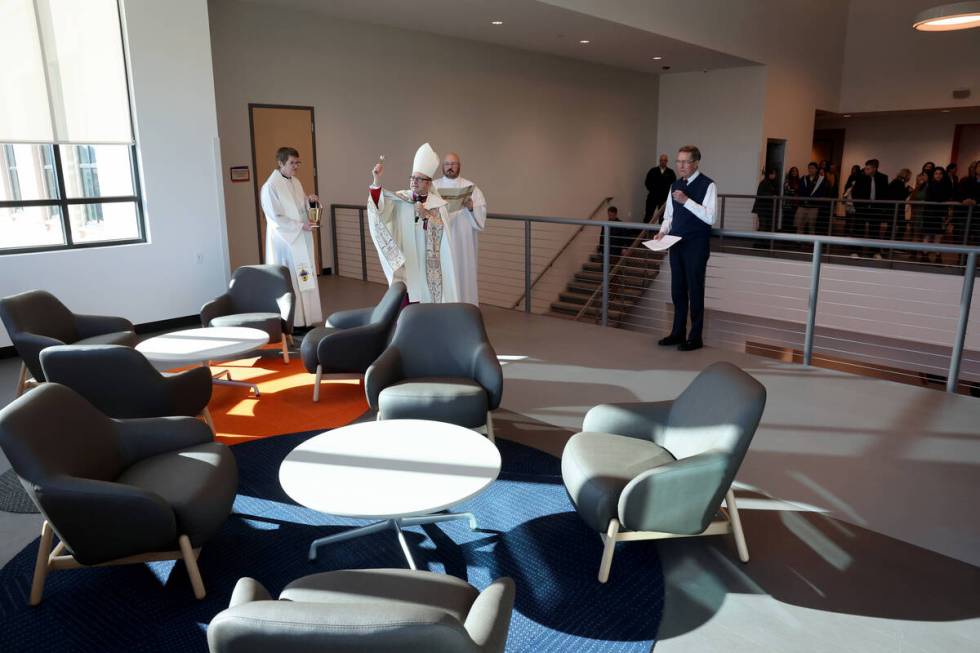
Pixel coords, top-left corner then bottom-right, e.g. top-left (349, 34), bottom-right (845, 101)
top-left (413, 142), bottom-right (440, 178)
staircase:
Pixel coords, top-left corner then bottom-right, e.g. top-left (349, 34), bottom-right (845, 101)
top-left (549, 239), bottom-right (664, 325)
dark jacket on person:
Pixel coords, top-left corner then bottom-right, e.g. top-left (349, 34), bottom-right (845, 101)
top-left (645, 166), bottom-right (677, 206)
top-left (798, 174), bottom-right (830, 207)
top-left (886, 178), bottom-right (911, 202)
top-left (851, 171), bottom-right (890, 216)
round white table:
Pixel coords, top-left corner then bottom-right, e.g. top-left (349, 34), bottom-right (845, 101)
top-left (280, 419), bottom-right (502, 568)
top-left (136, 326), bottom-right (270, 396)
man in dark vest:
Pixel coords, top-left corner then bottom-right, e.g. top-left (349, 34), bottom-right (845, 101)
top-left (654, 145), bottom-right (717, 351)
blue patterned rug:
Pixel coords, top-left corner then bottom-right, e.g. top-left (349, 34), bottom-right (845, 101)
top-left (0, 431), bottom-right (663, 652)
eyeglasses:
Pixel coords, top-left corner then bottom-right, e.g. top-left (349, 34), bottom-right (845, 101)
top-left (675, 159), bottom-right (694, 166)
top-left (409, 176), bottom-right (432, 184)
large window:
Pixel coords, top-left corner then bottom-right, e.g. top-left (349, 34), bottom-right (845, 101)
top-left (0, 0), bottom-right (143, 254)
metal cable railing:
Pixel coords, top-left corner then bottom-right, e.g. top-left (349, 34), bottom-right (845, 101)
top-left (330, 197), bottom-right (979, 394)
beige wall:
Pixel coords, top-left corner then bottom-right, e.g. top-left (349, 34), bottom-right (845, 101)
top-left (541, 0), bottom-right (850, 185)
top-left (817, 108), bottom-right (980, 179)
top-left (657, 66), bottom-right (767, 194)
top-left (840, 0), bottom-right (980, 113)
top-left (208, 0), bottom-right (659, 272)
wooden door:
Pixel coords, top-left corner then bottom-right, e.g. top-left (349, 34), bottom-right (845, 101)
top-left (249, 104), bottom-right (320, 268)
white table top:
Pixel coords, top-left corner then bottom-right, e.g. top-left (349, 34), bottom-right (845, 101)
top-left (136, 326), bottom-right (269, 365)
top-left (280, 419), bottom-right (502, 519)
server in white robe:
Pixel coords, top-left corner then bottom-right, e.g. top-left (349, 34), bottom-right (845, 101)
top-left (433, 152), bottom-right (486, 306)
top-left (367, 143), bottom-right (459, 303)
top-left (259, 146), bottom-right (323, 327)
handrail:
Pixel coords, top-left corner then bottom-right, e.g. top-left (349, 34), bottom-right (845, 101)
top-left (574, 221), bottom-right (661, 321)
top-left (510, 196), bottom-right (613, 309)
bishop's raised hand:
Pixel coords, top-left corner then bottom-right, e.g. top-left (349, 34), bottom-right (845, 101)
top-left (372, 161), bottom-right (385, 185)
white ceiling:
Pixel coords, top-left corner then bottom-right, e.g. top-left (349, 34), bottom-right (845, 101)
top-left (235, 0), bottom-right (757, 74)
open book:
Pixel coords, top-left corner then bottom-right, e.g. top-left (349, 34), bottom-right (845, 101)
top-left (642, 235), bottom-right (682, 252)
top-left (437, 185), bottom-right (475, 213)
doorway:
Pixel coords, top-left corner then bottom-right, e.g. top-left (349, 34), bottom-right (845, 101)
top-left (764, 138), bottom-right (787, 186)
top-left (812, 128), bottom-right (845, 179)
top-left (951, 123), bottom-right (980, 169)
top-left (249, 104), bottom-right (321, 270)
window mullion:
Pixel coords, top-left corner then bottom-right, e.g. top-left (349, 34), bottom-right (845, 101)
top-left (52, 144), bottom-right (73, 247)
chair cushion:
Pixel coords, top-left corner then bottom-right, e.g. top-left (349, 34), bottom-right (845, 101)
top-left (76, 330), bottom-right (138, 348)
top-left (209, 313), bottom-right (282, 339)
top-left (561, 431), bottom-right (675, 533)
top-left (281, 569), bottom-right (478, 624)
top-left (378, 378), bottom-right (488, 428)
top-left (116, 442), bottom-right (237, 547)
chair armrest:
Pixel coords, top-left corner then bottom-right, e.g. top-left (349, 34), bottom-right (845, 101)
top-left (36, 475), bottom-right (176, 565)
top-left (10, 332), bottom-right (65, 381)
top-left (162, 366), bottom-right (213, 416)
top-left (470, 343), bottom-right (503, 410)
top-left (229, 577), bottom-right (272, 608)
top-left (200, 294), bottom-right (233, 327)
top-left (582, 401), bottom-right (673, 443)
top-left (317, 322), bottom-right (389, 374)
top-left (208, 603), bottom-right (476, 653)
top-left (364, 346), bottom-right (404, 410)
top-left (464, 577), bottom-right (515, 652)
top-left (73, 313), bottom-right (134, 340)
top-left (618, 450), bottom-right (730, 535)
top-left (115, 416), bottom-right (215, 466)
top-left (325, 306), bottom-right (372, 329)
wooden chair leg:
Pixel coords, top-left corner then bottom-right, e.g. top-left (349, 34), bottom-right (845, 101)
top-left (726, 488), bottom-right (750, 562)
top-left (485, 411), bottom-right (495, 443)
top-left (29, 521), bottom-right (54, 606)
top-left (598, 519), bottom-right (620, 583)
top-left (16, 362), bottom-right (30, 397)
top-left (280, 335), bottom-right (290, 364)
top-left (178, 535), bottom-right (206, 599)
top-left (200, 407), bottom-right (215, 432)
top-left (313, 364), bottom-right (322, 402)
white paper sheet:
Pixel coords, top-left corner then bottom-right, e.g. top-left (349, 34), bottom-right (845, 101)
top-left (642, 235), bottom-right (682, 251)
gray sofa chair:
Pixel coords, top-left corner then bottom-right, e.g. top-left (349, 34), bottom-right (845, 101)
top-left (40, 344), bottom-right (214, 427)
top-left (0, 383), bottom-right (238, 604)
top-left (0, 290), bottom-right (136, 396)
top-left (208, 569), bottom-right (515, 653)
top-left (561, 362), bottom-right (766, 583)
top-left (200, 265), bottom-right (295, 363)
top-left (365, 304), bottom-right (502, 441)
top-left (300, 282), bottom-right (407, 402)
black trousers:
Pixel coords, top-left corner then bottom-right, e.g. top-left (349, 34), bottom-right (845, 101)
top-left (668, 236), bottom-right (710, 342)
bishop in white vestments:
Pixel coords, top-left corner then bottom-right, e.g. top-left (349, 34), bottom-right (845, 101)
top-left (259, 147), bottom-right (323, 327)
top-left (433, 152), bottom-right (486, 306)
top-left (367, 143), bottom-right (459, 303)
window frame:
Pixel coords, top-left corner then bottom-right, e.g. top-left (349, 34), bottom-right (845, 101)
top-left (0, 143), bottom-right (145, 254)
top-left (0, 0), bottom-right (145, 256)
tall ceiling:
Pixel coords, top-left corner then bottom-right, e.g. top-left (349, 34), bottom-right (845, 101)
top-left (236, 0), bottom-right (757, 74)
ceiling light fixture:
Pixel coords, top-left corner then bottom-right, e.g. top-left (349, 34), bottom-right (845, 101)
top-left (652, 56), bottom-right (663, 60)
top-left (843, 114), bottom-right (852, 118)
top-left (941, 108), bottom-right (952, 112)
top-left (913, 1), bottom-right (980, 31)
top-left (579, 40), bottom-right (590, 44)
top-left (491, 20), bottom-right (503, 25)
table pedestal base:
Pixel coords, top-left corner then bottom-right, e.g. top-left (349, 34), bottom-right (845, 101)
top-left (308, 511), bottom-right (478, 569)
top-left (205, 364), bottom-right (260, 396)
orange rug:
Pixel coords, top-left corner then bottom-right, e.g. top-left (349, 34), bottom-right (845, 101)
top-left (198, 347), bottom-right (369, 446)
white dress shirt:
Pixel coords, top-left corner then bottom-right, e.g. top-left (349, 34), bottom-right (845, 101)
top-left (657, 170), bottom-right (718, 236)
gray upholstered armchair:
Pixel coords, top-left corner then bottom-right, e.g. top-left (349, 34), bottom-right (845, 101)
top-left (562, 362), bottom-right (766, 582)
top-left (0, 290), bottom-right (136, 396)
top-left (0, 383), bottom-right (238, 604)
top-left (208, 569), bottom-right (515, 653)
top-left (300, 281), bottom-right (407, 402)
top-left (200, 265), bottom-right (295, 363)
top-left (40, 344), bottom-right (214, 427)
top-left (365, 304), bottom-right (502, 441)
